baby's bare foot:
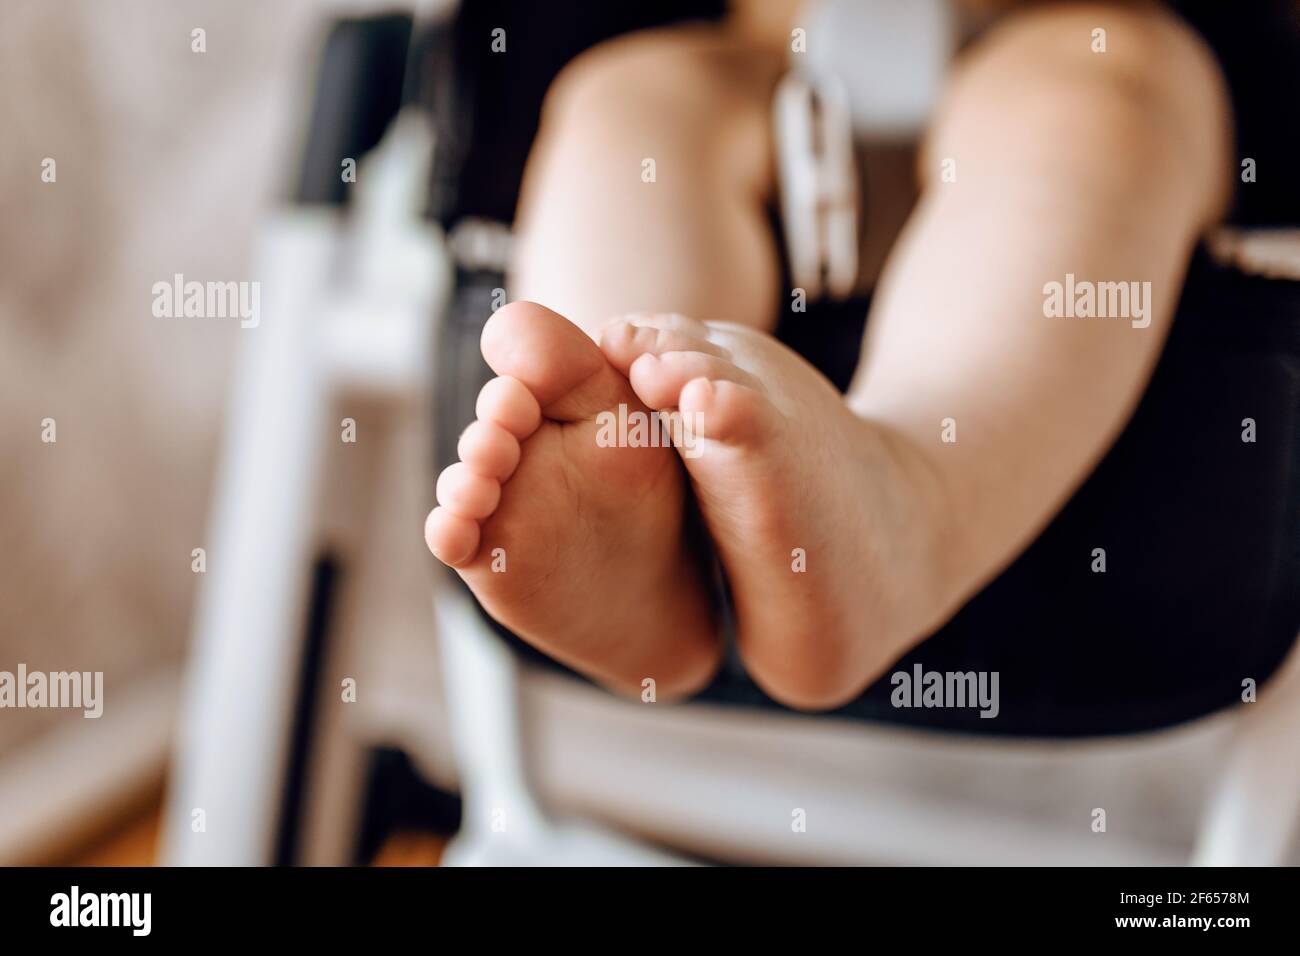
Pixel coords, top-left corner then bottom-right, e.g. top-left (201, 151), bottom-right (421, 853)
top-left (425, 302), bottom-right (721, 697)
top-left (601, 314), bottom-right (949, 709)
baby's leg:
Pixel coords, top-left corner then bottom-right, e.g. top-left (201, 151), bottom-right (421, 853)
top-left (428, 25), bottom-right (786, 697)
top-left (848, 3), bottom-right (1231, 628)
top-left (511, 25), bottom-right (785, 334)
top-left (603, 3), bottom-right (1232, 708)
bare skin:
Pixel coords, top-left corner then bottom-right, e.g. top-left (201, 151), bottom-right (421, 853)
top-left (425, 302), bottom-right (721, 698)
top-left (599, 315), bottom-right (943, 707)
top-left (509, 24), bottom-right (786, 336)
top-left (428, 3), bottom-right (1232, 709)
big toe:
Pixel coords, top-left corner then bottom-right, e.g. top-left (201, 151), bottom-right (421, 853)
top-left (482, 301), bottom-right (632, 422)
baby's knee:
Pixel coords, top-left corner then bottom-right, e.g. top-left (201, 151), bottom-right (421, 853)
top-left (538, 26), bottom-right (779, 149)
top-left (938, 4), bottom-right (1229, 171)
top-left (922, 3), bottom-right (1232, 229)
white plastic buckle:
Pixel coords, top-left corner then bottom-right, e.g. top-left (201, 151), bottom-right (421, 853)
top-left (774, 71), bottom-right (859, 302)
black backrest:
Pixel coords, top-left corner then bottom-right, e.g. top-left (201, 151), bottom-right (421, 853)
top-left (423, 0), bottom-right (726, 227)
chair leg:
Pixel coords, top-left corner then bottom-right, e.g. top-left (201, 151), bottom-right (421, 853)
top-left (433, 586), bottom-right (694, 865)
top-left (1192, 634), bottom-right (1300, 866)
top-left (162, 213), bottom-right (342, 866)
top-left (433, 586), bottom-right (551, 848)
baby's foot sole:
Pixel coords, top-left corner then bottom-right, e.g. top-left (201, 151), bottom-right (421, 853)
top-left (428, 302), bottom-right (723, 697)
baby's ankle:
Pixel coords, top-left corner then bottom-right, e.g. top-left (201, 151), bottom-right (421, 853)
top-left (853, 414), bottom-right (972, 649)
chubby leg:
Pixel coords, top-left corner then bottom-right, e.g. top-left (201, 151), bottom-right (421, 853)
top-left (511, 25), bottom-right (785, 335)
top-left (426, 25), bottom-right (790, 697)
top-left (847, 3), bottom-right (1230, 628)
top-left (603, 3), bottom-right (1231, 708)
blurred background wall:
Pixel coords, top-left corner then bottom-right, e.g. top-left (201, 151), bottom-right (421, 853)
top-left (0, 0), bottom-right (329, 857)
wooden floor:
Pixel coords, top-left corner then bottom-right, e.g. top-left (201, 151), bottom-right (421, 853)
top-left (67, 806), bottom-right (162, 866)
top-left (65, 805), bottom-right (446, 867)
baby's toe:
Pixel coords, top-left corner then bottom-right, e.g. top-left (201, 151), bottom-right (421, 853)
top-left (679, 377), bottom-right (777, 448)
top-left (424, 506), bottom-right (481, 567)
top-left (628, 350), bottom-right (762, 410)
top-left (458, 419), bottom-right (521, 481)
top-left (599, 317), bottom-right (728, 376)
top-left (475, 376), bottom-right (542, 440)
top-left (436, 461), bottom-right (502, 520)
top-left (606, 312), bottom-right (709, 335)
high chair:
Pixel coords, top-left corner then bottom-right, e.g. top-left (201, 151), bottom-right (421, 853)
top-left (163, 0), bottom-right (1300, 867)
